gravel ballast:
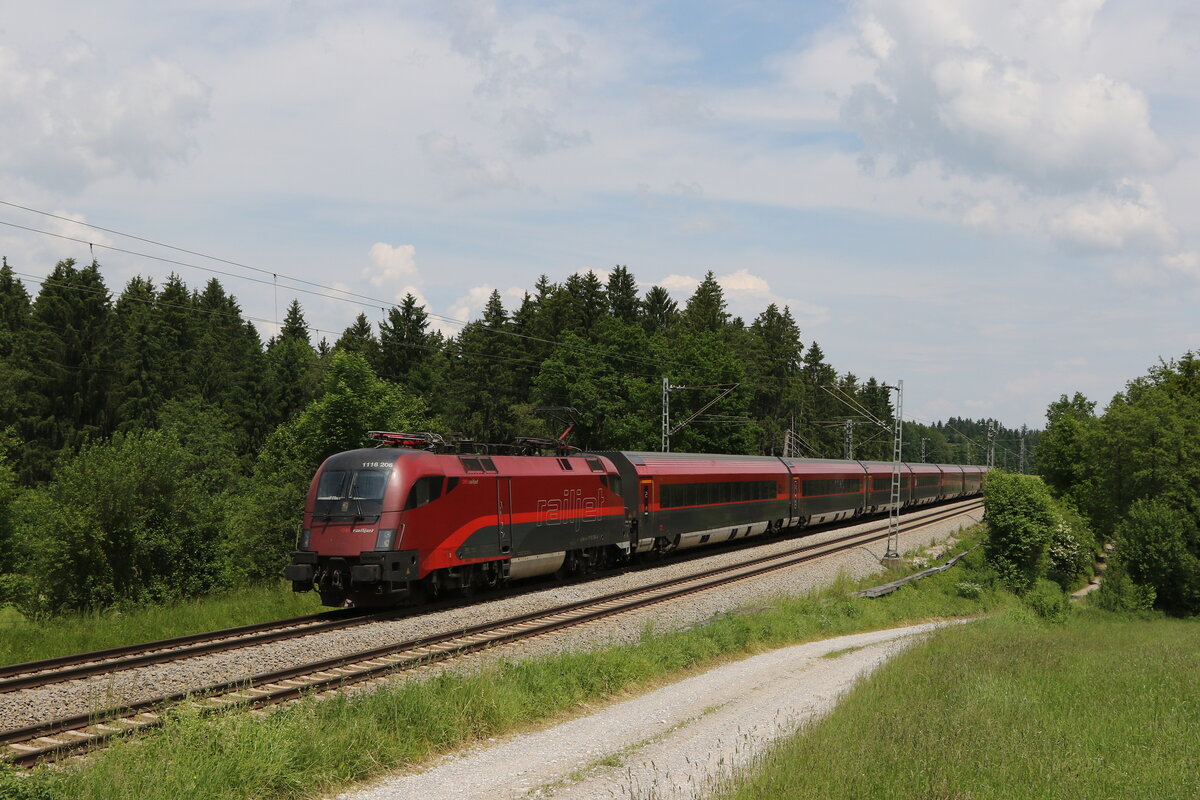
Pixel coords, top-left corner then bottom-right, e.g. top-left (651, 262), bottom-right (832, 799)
top-left (0, 503), bottom-right (980, 732)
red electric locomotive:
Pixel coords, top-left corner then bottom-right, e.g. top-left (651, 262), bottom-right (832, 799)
top-left (284, 433), bottom-right (629, 607)
top-left (285, 432), bottom-right (987, 607)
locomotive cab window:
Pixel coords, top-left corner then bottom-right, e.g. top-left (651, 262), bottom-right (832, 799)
top-left (314, 468), bottom-right (391, 518)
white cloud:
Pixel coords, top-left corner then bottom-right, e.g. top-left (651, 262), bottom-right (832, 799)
top-left (419, 132), bottom-right (518, 196)
top-left (659, 273), bottom-right (699, 294)
top-left (650, 269), bottom-right (831, 330)
top-left (843, 0), bottom-right (1171, 191)
top-left (1163, 251), bottom-right (1200, 280)
top-left (503, 105), bottom-right (589, 156)
top-left (962, 199), bottom-right (1001, 232)
top-left (445, 283), bottom-right (525, 330)
top-left (1049, 182), bottom-right (1177, 254)
top-left (358, 244), bottom-right (440, 310)
top-left (720, 268), bottom-right (771, 295)
top-left (0, 40), bottom-right (209, 192)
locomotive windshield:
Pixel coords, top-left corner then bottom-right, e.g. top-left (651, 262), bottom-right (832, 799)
top-left (313, 468), bottom-right (391, 519)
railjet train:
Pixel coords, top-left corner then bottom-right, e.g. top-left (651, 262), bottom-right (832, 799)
top-left (285, 432), bottom-right (986, 607)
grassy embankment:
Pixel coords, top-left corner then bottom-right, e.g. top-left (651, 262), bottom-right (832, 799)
top-left (0, 585), bottom-right (325, 667)
top-left (716, 610), bottom-right (1200, 800)
top-left (0, 530), bottom-right (1008, 800)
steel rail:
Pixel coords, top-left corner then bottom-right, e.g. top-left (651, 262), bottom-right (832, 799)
top-left (0, 497), bottom-right (980, 694)
top-left (0, 609), bottom-right (400, 693)
top-left (1, 499), bottom-right (981, 767)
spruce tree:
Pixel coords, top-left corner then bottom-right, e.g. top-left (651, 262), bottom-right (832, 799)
top-left (681, 271), bottom-right (729, 334)
top-left (641, 286), bottom-right (678, 335)
top-left (110, 276), bottom-right (165, 430)
top-left (606, 265), bottom-right (639, 325)
top-left (746, 304), bottom-right (804, 454)
top-left (263, 299), bottom-right (319, 429)
top-left (22, 259), bottom-right (114, 480)
top-left (334, 312), bottom-right (380, 366)
top-left (445, 290), bottom-right (517, 442)
top-left (0, 259), bottom-right (34, 438)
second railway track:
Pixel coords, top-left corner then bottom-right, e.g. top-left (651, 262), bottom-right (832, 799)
top-left (1, 498), bottom-right (981, 767)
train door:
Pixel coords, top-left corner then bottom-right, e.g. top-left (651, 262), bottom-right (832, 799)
top-left (640, 479), bottom-right (653, 520)
top-left (790, 477), bottom-right (800, 523)
top-left (496, 477), bottom-right (513, 554)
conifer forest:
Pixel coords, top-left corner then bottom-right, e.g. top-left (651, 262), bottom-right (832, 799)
top-left (0, 258), bottom-right (1033, 616)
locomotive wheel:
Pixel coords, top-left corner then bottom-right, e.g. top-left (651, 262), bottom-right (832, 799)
top-left (420, 570), bottom-right (443, 600)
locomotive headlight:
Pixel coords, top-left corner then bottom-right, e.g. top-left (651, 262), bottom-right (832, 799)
top-left (374, 528), bottom-right (397, 550)
top-left (298, 529), bottom-right (312, 550)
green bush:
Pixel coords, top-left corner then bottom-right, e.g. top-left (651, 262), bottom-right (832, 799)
top-left (1093, 560), bottom-right (1157, 614)
top-left (983, 471), bottom-right (1056, 594)
top-left (10, 427), bottom-right (236, 616)
top-left (1046, 501), bottom-right (1097, 591)
top-left (1113, 498), bottom-right (1200, 615)
top-left (1024, 578), bottom-right (1069, 623)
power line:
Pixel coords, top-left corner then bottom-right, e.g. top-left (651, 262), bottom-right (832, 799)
top-left (0, 207), bottom-right (698, 375)
top-left (7, 269), bottom-right (674, 386)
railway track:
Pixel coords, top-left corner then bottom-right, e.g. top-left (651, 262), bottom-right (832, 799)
top-left (0, 608), bottom-right (384, 694)
top-left (1, 499), bottom-right (981, 767)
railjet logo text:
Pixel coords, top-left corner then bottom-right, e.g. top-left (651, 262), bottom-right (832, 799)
top-left (536, 488), bottom-right (603, 526)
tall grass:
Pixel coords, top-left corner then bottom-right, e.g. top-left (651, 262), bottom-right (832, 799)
top-left (0, 534), bottom-right (1007, 800)
top-left (0, 583), bottom-right (325, 667)
top-left (718, 609), bottom-right (1200, 800)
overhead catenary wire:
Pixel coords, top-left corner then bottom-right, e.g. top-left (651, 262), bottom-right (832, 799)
top-left (6, 270), bottom-right (672, 385)
top-left (1, 204), bottom-right (900, 397)
top-left (0, 210), bottom-right (701, 375)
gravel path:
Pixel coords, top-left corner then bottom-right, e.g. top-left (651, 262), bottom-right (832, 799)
top-left (0, 503), bottom-right (980, 732)
top-left (328, 621), bottom-right (961, 800)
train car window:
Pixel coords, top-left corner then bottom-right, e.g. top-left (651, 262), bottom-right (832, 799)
top-left (872, 476), bottom-right (891, 492)
top-left (404, 476), bottom-right (444, 509)
top-left (803, 478), bottom-right (861, 496)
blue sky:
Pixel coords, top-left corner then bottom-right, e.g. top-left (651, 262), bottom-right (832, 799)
top-left (1, 0), bottom-right (1198, 430)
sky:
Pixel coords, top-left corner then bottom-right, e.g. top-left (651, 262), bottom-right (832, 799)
top-left (1, 0), bottom-right (1198, 431)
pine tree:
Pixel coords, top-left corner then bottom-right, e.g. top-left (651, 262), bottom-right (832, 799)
top-left (681, 271), bottom-right (729, 334)
top-left (110, 276), bottom-right (165, 430)
top-left (188, 279), bottom-right (267, 450)
top-left (0, 259), bottom-right (34, 450)
top-left (606, 265), bottom-right (639, 325)
top-left (445, 290), bottom-right (517, 441)
top-left (154, 273), bottom-right (196, 403)
top-left (263, 300), bottom-right (319, 429)
top-left (376, 293), bottom-right (444, 393)
top-left (561, 270), bottom-right (607, 337)
top-left (800, 340), bottom-right (839, 457)
top-left (641, 286), bottom-right (678, 335)
top-left (334, 313), bottom-right (380, 366)
top-left (746, 304), bottom-right (804, 454)
top-left (22, 259), bottom-right (114, 480)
